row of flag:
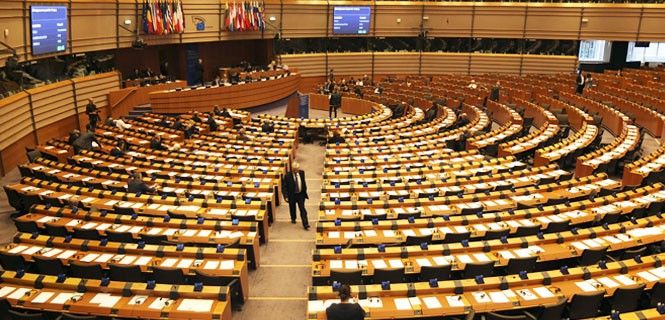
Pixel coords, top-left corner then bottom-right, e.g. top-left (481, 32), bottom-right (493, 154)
top-left (224, 2), bottom-right (265, 32)
top-left (142, 0), bottom-right (185, 35)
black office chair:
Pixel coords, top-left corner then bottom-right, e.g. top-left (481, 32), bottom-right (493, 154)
top-left (504, 256), bottom-right (538, 275)
top-left (481, 312), bottom-right (528, 320)
top-left (33, 256), bottom-right (65, 276)
top-left (605, 283), bottom-right (645, 313)
top-left (514, 225), bottom-right (541, 237)
top-left (106, 230), bottom-right (135, 243)
top-left (462, 261), bottom-right (495, 278)
top-left (152, 266), bottom-right (187, 285)
top-left (8, 309), bottom-right (45, 320)
top-left (0, 252), bottom-right (27, 271)
top-left (0, 298), bottom-right (9, 315)
top-left (566, 292), bottom-right (604, 320)
top-left (141, 234), bottom-right (168, 245)
top-left (544, 220), bottom-right (570, 234)
top-left (405, 234), bottom-right (432, 246)
top-left (649, 280), bottom-right (665, 307)
top-left (419, 265), bottom-right (452, 281)
top-left (329, 270), bottom-right (363, 285)
top-left (397, 212), bottom-right (421, 220)
top-left (13, 219), bottom-right (39, 234)
top-left (362, 214), bottom-right (387, 221)
top-left (483, 228), bottom-right (510, 241)
top-left (373, 268), bottom-right (405, 284)
top-left (578, 246), bottom-right (608, 266)
top-left (73, 227), bottom-right (101, 240)
top-left (620, 246), bottom-right (648, 260)
top-left (69, 261), bottom-right (104, 279)
top-left (45, 223), bottom-right (69, 237)
top-left (109, 264), bottom-right (144, 283)
top-left (442, 232), bottom-right (471, 244)
top-left (522, 297), bottom-right (567, 320)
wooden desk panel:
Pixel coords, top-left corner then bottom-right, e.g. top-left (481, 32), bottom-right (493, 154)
top-left (149, 74), bottom-right (301, 113)
top-left (108, 81), bottom-right (187, 118)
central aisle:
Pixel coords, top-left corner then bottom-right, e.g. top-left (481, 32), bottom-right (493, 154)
top-left (235, 142), bottom-right (326, 320)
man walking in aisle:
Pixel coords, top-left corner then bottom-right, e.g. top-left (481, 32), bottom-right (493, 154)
top-left (282, 162), bottom-right (310, 230)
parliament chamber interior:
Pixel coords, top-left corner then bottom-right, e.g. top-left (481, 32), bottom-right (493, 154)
top-left (2, 0), bottom-right (665, 319)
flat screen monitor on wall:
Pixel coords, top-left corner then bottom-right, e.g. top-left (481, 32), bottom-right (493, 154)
top-left (333, 6), bottom-right (371, 35)
top-left (30, 5), bottom-right (68, 56)
top-left (578, 40), bottom-right (611, 64)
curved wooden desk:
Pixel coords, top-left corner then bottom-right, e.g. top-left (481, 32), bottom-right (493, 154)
top-left (148, 74), bottom-right (301, 113)
top-left (309, 93), bottom-right (375, 115)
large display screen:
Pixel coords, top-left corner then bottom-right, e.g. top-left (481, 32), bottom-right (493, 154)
top-left (578, 40), bottom-right (611, 64)
top-left (333, 6), bottom-right (370, 35)
top-left (30, 5), bottom-right (68, 55)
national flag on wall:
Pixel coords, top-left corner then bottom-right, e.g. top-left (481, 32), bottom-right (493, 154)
top-left (224, 1), bottom-right (265, 32)
top-left (141, 0), bottom-right (185, 35)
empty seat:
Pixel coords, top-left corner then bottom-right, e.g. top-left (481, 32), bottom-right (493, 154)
top-left (405, 234), bottom-right (432, 246)
top-left (419, 265), bottom-right (452, 281)
top-left (141, 234), bottom-right (168, 245)
top-left (56, 313), bottom-right (99, 320)
top-left (483, 228), bottom-right (510, 241)
top-left (578, 246), bottom-right (608, 266)
top-left (567, 292), bottom-right (604, 319)
top-left (522, 297), bottom-right (567, 320)
top-left (514, 225), bottom-right (541, 237)
top-left (106, 230), bottom-right (134, 243)
top-left (109, 264), bottom-right (144, 283)
top-left (44, 223), bottom-right (69, 237)
top-left (8, 309), bottom-right (45, 320)
top-left (69, 261), bottom-right (104, 279)
top-left (73, 227), bottom-right (100, 240)
top-left (544, 220), bottom-right (570, 234)
top-left (330, 269), bottom-right (363, 285)
top-left (442, 232), bottom-right (470, 244)
top-left (649, 280), bottom-right (665, 307)
top-left (605, 283), bottom-right (645, 313)
top-left (504, 256), bottom-right (538, 275)
top-left (152, 266), bottom-right (187, 285)
top-left (0, 252), bottom-right (27, 271)
top-left (373, 268), bottom-right (405, 284)
top-left (33, 256), bottom-right (65, 276)
top-left (13, 219), bottom-right (39, 234)
top-left (462, 261), bottom-right (495, 278)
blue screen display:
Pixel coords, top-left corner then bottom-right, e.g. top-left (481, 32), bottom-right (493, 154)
top-left (31, 5), bottom-right (68, 55)
top-left (333, 6), bottom-right (371, 35)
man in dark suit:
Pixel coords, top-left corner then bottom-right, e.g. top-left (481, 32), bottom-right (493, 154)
top-left (85, 98), bottom-right (100, 129)
top-left (127, 172), bottom-right (156, 194)
top-left (329, 129), bottom-right (345, 144)
top-left (261, 120), bottom-right (275, 133)
top-left (490, 81), bottom-right (501, 102)
top-left (576, 71), bottom-right (585, 94)
top-left (72, 128), bottom-right (100, 154)
top-left (329, 90), bottom-right (342, 119)
top-left (282, 162), bottom-right (310, 230)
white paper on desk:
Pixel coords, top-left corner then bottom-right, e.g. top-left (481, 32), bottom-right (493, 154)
top-left (394, 298), bottom-right (412, 310)
top-left (178, 298), bottom-right (214, 312)
top-left (343, 232), bottom-right (356, 239)
top-left (37, 216), bottom-right (56, 223)
top-left (516, 289), bottom-right (537, 301)
top-left (603, 236), bottom-right (622, 244)
top-left (499, 251), bottom-right (516, 260)
top-left (128, 295), bottom-right (148, 305)
top-left (432, 256), bottom-right (452, 266)
top-left (96, 223), bottom-right (111, 231)
top-left (175, 259), bottom-right (192, 269)
top-left (198, 230), bottom-right (212, 237)
top-left (220, 260), bottom-right (234, 270)
top-left (148, 297), bottom-right (171, 310)
top-left (389, 259), bottom-right (404, 268)
top-left (8, 245), bottom-right (28, 254)
top-left (402, 230), bottom-right (416, 237)
top-left (95, 253), bottom-right (114, 263)
top-left (117, 255), bottom-right (136, 265)
top-left (457, 255), bottom-right (473, 264)
top-left (363, 230), bottom-right (377, 237)
top-left (128, 226), bottom-right (143, 234)
top-left (526, 287), bottom-right (551, 299)
top-left (161, 258), bottom-right (178, 268)
top-left (81, 253), bottom-right (100, 262)
top-left (308, 300), bottom-right (325, 313)
top-left (229, 231), bottom-right (244, 238)
top-left (473, 253), bottom-right (491, 262)
top-left (31, 291), bottom-right (55, 304)
top-left (50, 292), bottom-right (76, 304)
top-left (328, 231), bottom-right (340, 239)
top-left (329, 260), bottom-right (343, 269)
top-left (576, 281), bottom-right (599, 292)
top-left (651, 267), bottom-right (665, 279)
top-left (614, 275), bottom-right (637, 285)
top-left (0, 286), bottom-right (15, 298)
top-left (66, 220), bottom-right (82, 227)
top-left (639, 271), bottom-right (660, 282)
top-left (472, 291), bottom-right (492, 303)
top-left (571, 242), bottom-right (589, 251)
top-left (582, 239), bottom-right (603, 248)
top-left (416, 258), bottom-right (432, 267)
top-left (489, 291), bottom-right (510, 303)
top-left (371, 260), bottom-right (387, 269)
top-left (383, 230), bottom-right (396, 237)
top-left (345, 260), bottom-right (358, 269)
top-left (134, 257), bottom-right (152, 266)
top-left (597, 277), bottom-right (619, 288)
top-left (114, 225), bottom-right (130, 233)
top-left (446, 295), bottom-right (465, 307)
top-left (422, 296), bottom-right (442, 309)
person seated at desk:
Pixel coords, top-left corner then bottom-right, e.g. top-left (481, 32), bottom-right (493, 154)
top-left (207, 115), bottom-right (218, 132)
top-left (237, 128), bottom-right (251, 141)
top-left (68, 130), bottom-right (81, 145)
top-left (213, 105), bottom-right (225, 117)
top-left (455, 112), bottom-right (470, 128)
top-left (391, 102), bottom-right (406, 119)
top-left (191, 113), bottom-right (203, 123)
top-left (158, 116), bottom-right (171, 128)
top-left (127, 172), bottom-right (156, 194)
top-left (325, 285), bottom-right (365, 320)
top-left (424, 103), bottom-right (438, 123)
top-left (72, 127), bottom-right (101, 154)
top-left (184, 124), bottom-right (199, 139)
top-left (329, 129), bottom-right (345, 144)
top-left (261, 120), bottom-right (275, 134)
top-left (110, 140), bottom-right (129, 157)
top-left (150, 135), bottom-right (168, 151)
top-left (173, 118), bottom-right (185, 131)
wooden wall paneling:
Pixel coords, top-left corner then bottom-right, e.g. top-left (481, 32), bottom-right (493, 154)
top-left (117, 0), bottom-right (137, 48)
top-left (521, 54), bottom-right (577, 74)
top-left (637, 6), bottom-right (665, 42)
top-left (524, 6), bottom-right (581, 40)
top-left (0, 0), bottom-right (27, 66)
top-left (373, 4), bottom-right (421, 37)
top-left (1, 134), bottom-right (35, 176)
top-left (280, 2), bottom-right (328, 38)
top-left (327, 52), bottom-right (372, 78)
top-left (579, 6), bottom-right (642, 41)
top-left (297, 76), bottom-right (326, 92)
top-left (469, 53), bottom-right (521, 74)
top-left (0, 93), bottom-right (33, 151)
top-left (280, 53), bottom-right (327, 77)
top-left (70, 1), bottom-right (117, 53)
top-left (30, 81), bottom-right (76, 143)
top-left (424, 5), bottom-right (473, 38)
top-left (472, 5), bottom-right (526, 39)
top-left (373, 52), bottom-right (420, 75)
top-left (421, 52), bottom-right (470, 74)
top-left (181, 0), bottom-right (223, 43)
